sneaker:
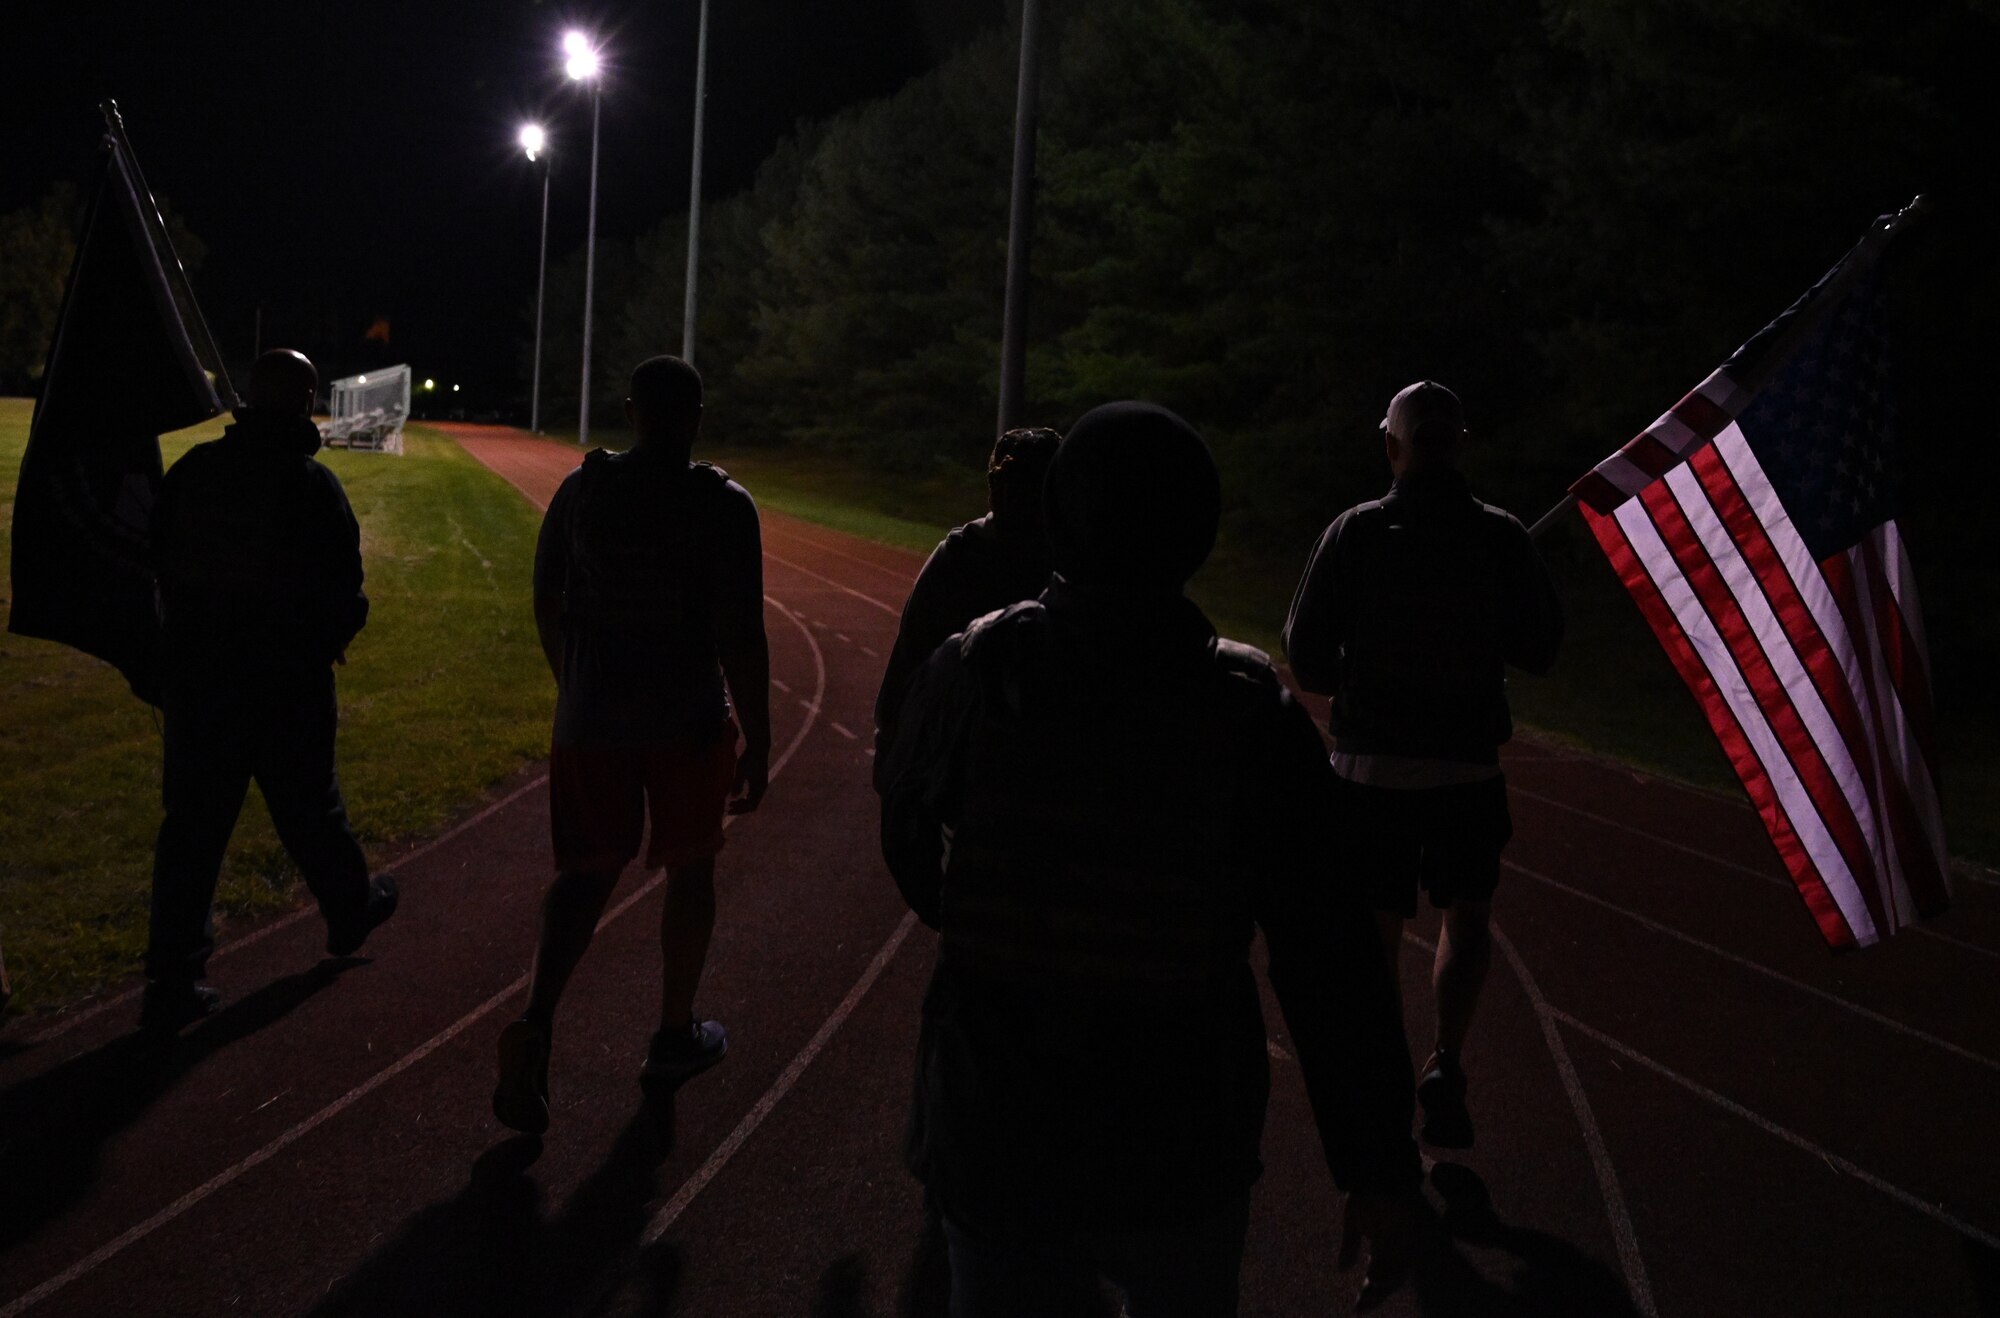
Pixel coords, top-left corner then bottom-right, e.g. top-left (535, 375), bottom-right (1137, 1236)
top-left (492, 1018), bottom-right (551, 1135)
top-left (326, 876), bottom-right (400, 958)
top-left (140, 980), bottom-right (221, 1034)
top-left (1417, 1050), bottom-right (1474, 1149)
top-left (639, 1019), bottom-right (728, 1099)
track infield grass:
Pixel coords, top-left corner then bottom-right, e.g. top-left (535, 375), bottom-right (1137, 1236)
top-left (1, 399), bottom-right (550, 1015)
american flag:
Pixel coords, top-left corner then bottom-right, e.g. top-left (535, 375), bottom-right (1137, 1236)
top-left (1570, 205), bottom-right (1948, 949)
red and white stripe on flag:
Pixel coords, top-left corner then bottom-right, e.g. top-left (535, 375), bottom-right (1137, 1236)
top-left (1580, 423), bottom-right (1949, 947)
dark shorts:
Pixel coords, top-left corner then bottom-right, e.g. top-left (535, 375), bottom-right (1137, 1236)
top-left (1334, 772), bottom-right (1512, 918)
top-left (549, 719), bottom-right (739, 873)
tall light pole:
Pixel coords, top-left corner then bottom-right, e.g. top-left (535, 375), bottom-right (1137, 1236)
top-left (996, 0), bottom-right (1042, 437)
top-left (520, 123), bottom-right (551, 434)
top-left (681, 0), bottom-right (710, 362)
top-left (565, 32), bottom-right (603, 447)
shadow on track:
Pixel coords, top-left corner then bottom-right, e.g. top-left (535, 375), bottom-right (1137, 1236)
top-left (0, 959), bottom-right (355, 1252)
top-left (306, 1101), bottom-right (686, 1318)
top-left (1413, 1162), bottom-right (1641, 1317)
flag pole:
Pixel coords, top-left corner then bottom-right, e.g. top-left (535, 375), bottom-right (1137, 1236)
top-left (98, 100), bottom-right (237, 408)
top-left (1525, 195), bottom-right (1931, 543)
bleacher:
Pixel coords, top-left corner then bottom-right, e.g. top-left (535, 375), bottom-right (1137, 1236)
top-left (320, 365), bottom-right (411, 454)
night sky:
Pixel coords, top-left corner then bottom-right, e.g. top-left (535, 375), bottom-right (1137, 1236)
top-left (5, 0), bottom-right (1003, 403)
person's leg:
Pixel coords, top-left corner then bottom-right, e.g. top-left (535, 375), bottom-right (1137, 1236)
top-left (522, 867), bottom-right (625, 1035)
top-left (1432, 898), bottom-right (1492, 1059)
top-left (252, 672), bottom-right (375, 934)
top-left (1373, 908), bottom-right (1408, 1033)
top-left (147, 680), bottom-right (251, 987)
top-left (941, 1216), bottom-right (1102, 1318)
top-left (657, 857), bottom-right (716, 1031)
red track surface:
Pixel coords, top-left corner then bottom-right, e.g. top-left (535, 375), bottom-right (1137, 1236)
top-left (2, 423), bottom-right (1995, 1317)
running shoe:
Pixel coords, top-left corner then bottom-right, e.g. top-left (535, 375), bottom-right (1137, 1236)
top-left (493, 1018), bottom-right (552, 1135)
top-left (639, 1019), bottom-right (728, 1099)
top-left (326, 876), bottom-right (400, 958)
top-left (1417, 1050), bottom-right (1474, 1149)
top-left (139, 980), bottom-right (221, 1034)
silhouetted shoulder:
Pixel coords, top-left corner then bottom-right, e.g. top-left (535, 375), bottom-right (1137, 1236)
top-left (956, 597), bottom-right (1046, 662)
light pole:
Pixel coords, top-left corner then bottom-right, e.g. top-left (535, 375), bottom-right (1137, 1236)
top-left (996, 0), bottom-right (1042, 437)
top-left (682, 0), bottom-right (710, 362)
top-left (565, 31), bottom-right (603, 447)
top-left (520, 123), bottom-right (551, 434)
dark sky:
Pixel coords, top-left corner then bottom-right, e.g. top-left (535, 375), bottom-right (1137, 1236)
top-left (5, 0), bottom-right (1003, 404)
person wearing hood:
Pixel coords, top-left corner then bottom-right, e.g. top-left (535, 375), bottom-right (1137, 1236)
top-left (873, 425), bottom-right (1060, 764)
top-left (879, 402), bottom-right (1420, 1316)
top-left (1283, 381), bottom-right (1563, 1152)
top-left (143, 349), bottom-right (397, 1032)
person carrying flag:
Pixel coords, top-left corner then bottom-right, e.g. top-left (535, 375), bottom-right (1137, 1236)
top-left (493, 355), bottom-right (771, 1135)
top-left (144, 348), bottom-right (398, 1032)
top-left (1283, 381), bottom-right (1563, 1149)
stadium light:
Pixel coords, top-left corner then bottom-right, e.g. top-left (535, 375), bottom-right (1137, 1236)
top-left (423, 378), bottom-right (435, 390)
top-left (357, 374), bottom-right (368, 384)
top-left (452, 383), bottom-right (461, 392)
top-left (563, 30), bottom-right (606, 447)
top-left (519, 123), bottom-right (546, 162)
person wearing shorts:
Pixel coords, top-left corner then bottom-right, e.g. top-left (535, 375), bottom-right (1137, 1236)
top-left (493, 355), bottom-right (771, 1136)
top-left (1284, 381), bottom-right (1562, 1149)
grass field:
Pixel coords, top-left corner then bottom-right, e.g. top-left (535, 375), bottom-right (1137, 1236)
top-left (0, 400), bottom-right (551, 1015)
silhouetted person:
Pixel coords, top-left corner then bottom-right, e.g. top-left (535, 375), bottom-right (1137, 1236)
top-left (874, 426), bottom-right (1060, 758)
top-left (1283, 381), bottom-right (1562, 1150)
top-left (145, 348), bottom-right (397, 1032)
top-left (493, 355), bottom-right (771, 1135)
top-left (880, 402), bottom-right (1420, 1317)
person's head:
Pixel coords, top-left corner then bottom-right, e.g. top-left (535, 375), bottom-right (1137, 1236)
top-left (623, 355), bottom-right (703, 450)
top-left (1044, 402), bottom-right (1219, 596)
top-left (244, 349), bottom-right (318, 416)
top-left (987, 426), bottom-right (1061, 541)
top-left (1380, 380), bottom-right (1466, 477)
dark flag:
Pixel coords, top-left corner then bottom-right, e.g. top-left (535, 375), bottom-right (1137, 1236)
top-left (8, 106), bottom-right (230, 705)
top-left (1567, 199), bottom-right (1946, 949)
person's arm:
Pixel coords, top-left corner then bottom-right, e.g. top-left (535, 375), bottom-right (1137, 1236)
top-left (1251, 687), bottom-right (1421, 1298)
top-left (307, 468), bottom-right (369, 663)
top-left (1500, 515), bottom-right (1564, 676)
top-left (531, 477), bottom-right (578, 682)
top-left (877, 640), bottom-right (975, 927)
top-left (1282, 516), bottom-right (1347, 695)
top-left (874, 538), bottom-right (957, 767)
top-left (715, 486), bottom-right (771, 814)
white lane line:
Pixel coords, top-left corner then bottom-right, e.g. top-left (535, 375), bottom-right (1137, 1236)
top-left (772, 679), bottom-right (791, 695)
top-left (639, 909), bottom-right (920, 1248)
top-left (1551, 1007), bottom-right (2000, 1252)
top-left (829, 722), bottom-right (857, 741)
top-left (860, 646), bottom-right (878, 659)
top-left (1506, 861), bottom-right (2000, 1075)
top-left (763, 519), bottom-right (925, 585)
top-left (798, 698), bottom-right (816, 712)
top-left (1512, 786), bottom-right (2000, 958)
top-left (0, 597), bottom-right (828, 1318)
top-left (835, 632), bottom-right (851, 644)
top-left (1400, 927), bottom-right (1656, 1313)
top-left (1488, 927), bottom-right (1658, 1317)
top-left (28, 772), bottom-right (553, 1047)
top-left (763, 550), bottom-right (900, 618)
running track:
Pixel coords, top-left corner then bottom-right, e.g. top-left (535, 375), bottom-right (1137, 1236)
top-left (2, 424), bottom-right (1995, 1317)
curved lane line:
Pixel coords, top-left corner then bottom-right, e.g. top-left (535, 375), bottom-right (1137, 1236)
top-left (1507, 860), bottom-right (2000, 1074)
top-left (762, 549), bottom-right (901, 618)
top-left (0, 596), bottom-right (827, 1318)
top-left (1550, 1007), bottom-right (2000, 1252)
top-left (27, 774), bottom-right (553, 1047)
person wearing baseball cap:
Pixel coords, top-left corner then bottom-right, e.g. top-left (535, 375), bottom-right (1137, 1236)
top-left (880, 401), bottom-right (1420, 1314)
top-left (1283, 381), bottom-right (1563, 1151)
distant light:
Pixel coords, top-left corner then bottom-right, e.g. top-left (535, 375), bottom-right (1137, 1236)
top-left (519, 123), bottom-right (546, 161)
top-left (422, 378), bottom-right (435, 390)
top-left (562, 30), bottom-right (589, 56)
top-left (452, 384), bottom-right (461, 393)
top-left (357, 374), bottom-right (368, 383)
top-left (565, 48), bottom-right (599, 81)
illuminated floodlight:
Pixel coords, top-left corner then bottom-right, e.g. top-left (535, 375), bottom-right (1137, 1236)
top-left (565, 47), bottom-right (600, 80)
top-left (357, 374), bottom-right (368, 383)
top-left (452, 384), bottom-right (462, 392)
top-left (562, 30), bottom-right (589, 56)
top-left (423, 378), bottom-right (435, 390)
top-left (519, 123), bottom-right (546, 161)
